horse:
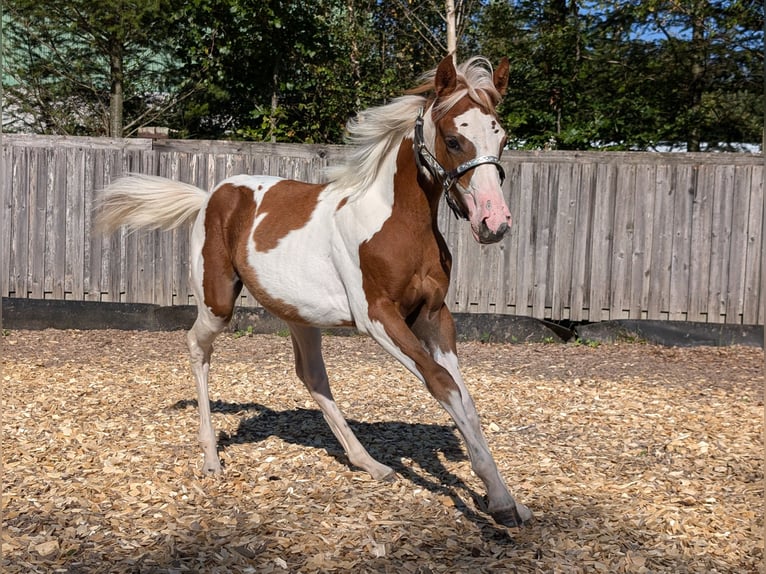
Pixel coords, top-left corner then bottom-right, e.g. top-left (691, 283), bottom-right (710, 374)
top-left (96, 55), bottom-right (532, 527)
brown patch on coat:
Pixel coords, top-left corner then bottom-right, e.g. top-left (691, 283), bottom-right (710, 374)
top-left (359, 140), bottom-right (451, 315)
top-left (200, 183), bottom-right (254, 320)
top-left (201, 181), bottom-right (319, 325)
top-left (358, 141), bottom-right (457, 404)
top-left (252, 180), bottom-right (324, 252)
top-left (240, 179), bottom-right (325, 323)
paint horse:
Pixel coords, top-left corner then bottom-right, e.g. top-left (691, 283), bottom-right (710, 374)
top-left (97, 56), bottom-right (532, 527)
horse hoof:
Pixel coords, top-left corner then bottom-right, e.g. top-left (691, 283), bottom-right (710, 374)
top-left (491, 507), bottom-right (523, 528)
top-left (515, 503), bottom-right (534, 524)
top-left (491, 502), bottom-right (533, 528)
top-left (380, 469), bottom-right (397, 483)
top-left (370, 465), bottom-right (396, 482)
top-left (202, 461), bottom-right (223, 474)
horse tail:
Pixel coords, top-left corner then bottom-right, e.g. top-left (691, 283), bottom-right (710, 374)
top-left (95, 174), bottom-right (209, 235)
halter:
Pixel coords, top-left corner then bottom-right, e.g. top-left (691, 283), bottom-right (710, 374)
top-left (414, 107), bottom-right (506, 220)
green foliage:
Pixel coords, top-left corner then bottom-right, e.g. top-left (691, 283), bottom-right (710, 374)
top-left (165, 0), bottom-right (435, 142)
top-left (477, 0), bottom-right (763, 151)
top-left (232, 325), bottom-right (254, 338)
top-left (3, 0), bottom-right (762, 149)
top-left (3, 0), bottom-right (182, 135)
top-left (573, 337), bottom-right (601, 348)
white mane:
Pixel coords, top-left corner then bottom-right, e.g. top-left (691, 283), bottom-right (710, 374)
top-left (324, 95), bottom-right (424, 198)
top-left (324, 57), bottom-right (501, 200)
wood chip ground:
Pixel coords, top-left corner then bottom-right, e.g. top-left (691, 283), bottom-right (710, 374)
top-left (2, 329), bottom-right (763, 573)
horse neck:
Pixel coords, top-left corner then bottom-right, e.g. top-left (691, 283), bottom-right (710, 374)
top-left (391, 138), bottom-right (444, 228)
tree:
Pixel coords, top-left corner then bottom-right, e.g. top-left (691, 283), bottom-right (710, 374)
top-left (478, 0), bottom-right (593, 149)
top-left (5, 0), bottom-right (759, 148)
top-left (3, 0), bottom-right (194, 136)
top-left (477, 0), bottom-right (763, 150)
top-left (168, 0), bottom-right (450, 143)
top-left (393, 0), bottom-right (480, 59)
top-left (597, 0), bottom-right (764, 150)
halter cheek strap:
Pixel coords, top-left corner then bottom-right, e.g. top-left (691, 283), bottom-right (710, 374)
top-left (413, 108), bottom-right (506, 220)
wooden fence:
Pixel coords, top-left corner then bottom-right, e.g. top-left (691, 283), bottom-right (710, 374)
top-left (2, 134), bottom-right (763, 325)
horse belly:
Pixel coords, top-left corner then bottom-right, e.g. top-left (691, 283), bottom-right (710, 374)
top-left (247, 253), bottom-right (352, 326)
top-left (240, 209), bottom-right (353, 327)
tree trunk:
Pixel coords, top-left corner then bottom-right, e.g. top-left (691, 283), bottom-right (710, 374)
top-left (270, 65), bottom-right (279, 144)
top-left (446, 0), bottom-right (457, 58)
top-left (347, 0), bottom-right (362, 108)
top-left (687, 10), bottom-right (705, 152)
top-left (109, 47), bottom-right (124, 138)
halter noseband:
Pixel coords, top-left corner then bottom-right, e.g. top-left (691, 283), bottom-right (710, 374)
top-left (414, 107), bottom-right (506, 220)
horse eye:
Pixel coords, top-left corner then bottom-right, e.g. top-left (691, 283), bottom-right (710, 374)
top-left (446, 137), bottom-right (461, 151)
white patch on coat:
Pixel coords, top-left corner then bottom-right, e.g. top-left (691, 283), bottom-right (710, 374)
top-left (222, 145), bottom-right (398, 329)
top-left (329, 145), bottom-right (401, 331)
top-left (432, 348), bottom-right (470, 407)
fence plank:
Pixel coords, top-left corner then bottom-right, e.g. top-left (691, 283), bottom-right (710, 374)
top-left (42, 148), bottom-right (54, 297)
top-left (668, 165), bottom-right (695, 321)
top-left (49, 148), bottom-right (68, 299)
top-left (551, 162), bottom-right (576, 320)
top-left (176, 153), bottom-right (196, 306)
top-left (532, 163), bottom-right (553, 318)
top-left (610, 164), bottom-right (636, 319)
top-left (156, 152), bottom-right (174, 306)
top-left (82, 146), bottom-right (96, 300)
top-left (11, 148), bottom-right (31, 298)
top-left (725, 165), bottom-right (752, 324)
top-left (502, 162), bottom-right (522, 315)
top-left (441, 206), bottom-right (460, 311)
top-left (569, 163), bottom-right (594, 321)
top-left (29, 148), bottom-right (48, 299)
top-left (2, 137), bottom-right (762, 326)
top-left (647, 165), bottom-right (674, 320)
top-left (107, 149), bottom-right (125, 302)
top-left (634, 164), bottom-right (657, 320)
top-left (1, 145), bottom-right (14, 299)
top-left (67, 148), bottom-right (87, 300)
top-left (742, 165), bottom-right (763, 324)
top-left (708, 165), bottom-right (735, 322)
top-left (514, 162), bottom-right (536, 316)
top-left (90, 149), bottom-right (107, 300)
top-left (687, 164), bottom-right (714, 322)
top-left (588, 163), bottom-right (616, 321)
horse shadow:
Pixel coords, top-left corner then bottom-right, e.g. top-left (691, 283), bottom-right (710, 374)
top-left (172, 399), bottom-right (510, 536)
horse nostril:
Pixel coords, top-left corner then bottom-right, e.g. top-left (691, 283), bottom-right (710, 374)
top-left (479, 219), bottom-right (509, 244)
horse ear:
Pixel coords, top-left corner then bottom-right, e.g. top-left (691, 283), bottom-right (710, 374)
top-left (493, 57), bottom-right (510, 97)
top-left (434, 54), bottom-right (457, 98)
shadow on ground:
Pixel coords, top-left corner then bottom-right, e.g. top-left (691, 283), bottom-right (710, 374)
top-left (173, 399), bottom-right (510, 535)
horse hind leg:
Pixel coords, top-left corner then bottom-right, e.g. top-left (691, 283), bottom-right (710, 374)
top-left (187, 307), bottom-right (232, 474)
top-left (288, 323), bottom-right (395, 481)
top-left (187, 236), bottom-right (242, 473)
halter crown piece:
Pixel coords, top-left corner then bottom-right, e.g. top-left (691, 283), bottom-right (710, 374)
top-left (413, 107), bottom-right (506, 220)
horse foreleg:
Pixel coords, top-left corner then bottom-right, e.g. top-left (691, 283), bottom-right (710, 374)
top-left (429, 341), bottom-right (533, 526)
top-left (366, 301), bottom-right (531, 527)
top-left (288, 323), bottom-right (395, 481)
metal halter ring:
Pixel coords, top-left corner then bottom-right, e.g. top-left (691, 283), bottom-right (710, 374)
top-left (413, 108), bottom-right (506, 220)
